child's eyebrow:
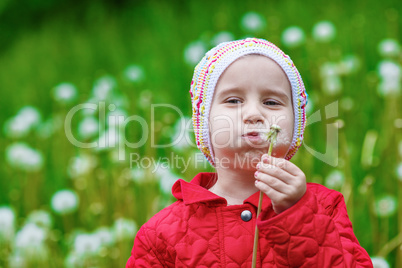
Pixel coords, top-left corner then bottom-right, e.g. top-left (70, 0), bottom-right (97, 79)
top-left (217, 87), bottom-right (290, 102)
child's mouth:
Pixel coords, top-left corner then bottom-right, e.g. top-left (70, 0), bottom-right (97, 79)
top-left (242, 131), bottom-right (264, 142)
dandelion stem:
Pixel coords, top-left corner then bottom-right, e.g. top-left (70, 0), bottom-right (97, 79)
top-left (377, 231), bottom-right (402, 257)
top-left (252, 125), bottom-right (280, 268)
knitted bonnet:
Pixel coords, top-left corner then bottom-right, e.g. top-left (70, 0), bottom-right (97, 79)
top-left (189, 37), bottom-right (308, 167)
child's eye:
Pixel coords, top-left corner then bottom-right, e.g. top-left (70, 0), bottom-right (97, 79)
top-left (264, 100), bottom-right (280, 106)
top-left (226, 98), bottom-right (242, 104)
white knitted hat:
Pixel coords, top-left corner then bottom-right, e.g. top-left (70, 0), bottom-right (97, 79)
top-left (189, 38), bottom-right (308, 167)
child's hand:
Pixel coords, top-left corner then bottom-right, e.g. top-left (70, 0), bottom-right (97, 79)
top-left (254, 154), bottom-right (306, 214)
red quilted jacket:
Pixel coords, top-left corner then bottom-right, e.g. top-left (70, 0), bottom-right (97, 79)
top-left (126, 172), bottom-right (372, 267)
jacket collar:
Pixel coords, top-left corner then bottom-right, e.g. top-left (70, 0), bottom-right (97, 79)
top-left (172, 172), bottom-right (271, 208)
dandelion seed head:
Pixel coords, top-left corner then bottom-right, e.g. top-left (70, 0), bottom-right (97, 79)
top-left (113, 218), bottom-right (137, 241)
top-left (53, 83), bottom-right (77, 104)
top-left (184, 41), bottom-right (207, 66)
top-left (15, 223), bottom-right (48, 260)
top-left (322, 76), bottom-right (342, 95)
top-left (51, 189), bottom-right (79, 215)
top-left (211, 31), bottom-right (234, 47)
top-left (324, 170), bottom-right (345, 190)
top-left (130, 167), bottom-right (146, 183)
top-left (281, 26), bottom-right (305, 48)
top-left (171, 116), bottom-right (193, 151)
top-left (5, 142), bottom-right (44, 172)
top-left (312, 21), bottom-right (336, 42)
top-left (26, 210), bottom-right (53, 229)
top-left (73, 233), bottom-right (102, 256)
top-left (78, 116), bottom-right (99, 139)
top-left (377, 60), bottom-right (401, 79)
top-left (92, 76), bottom-right (116, 101)
top-left (0, 206), bottom-right (15, 242)
top-left (374, 195), bottom-right (397, 218)
top-left (378, 39), bottom-right (400, 58)
top-left (107, 108), bottom-right (128, 127)
top-left (124, 65), bottom-right (144, 82)
top-left (340, 97), bottom-right (354, 111)
top-left (158, 168), bottom-right (179, 195)
top-left (241, 12), bottom-right (266, 32)
top-left (371, 256), bottom-right (390, 268)
top-left (339, 55), bottom-right (361, 75)
top-left (4, 106), bottom-right (42, 138)
top-left (396, 163), bottom-right (402, 181)
top-left (68, 154), bottom-right (97, 178)
top-left (95, 227), bottom-right (115, 246)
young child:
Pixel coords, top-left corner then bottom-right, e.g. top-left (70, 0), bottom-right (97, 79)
top-left (126, 38), bottom-right (372, 267)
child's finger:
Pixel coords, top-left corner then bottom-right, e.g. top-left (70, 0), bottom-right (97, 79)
top-left (261, 155), bottom-right (299, 176)
top-left (256, 162), bottom-right (291, 185)
top-left (254, 171), bottom-right (288, 194)
top-left (254, 179), bottom-right (285, 203)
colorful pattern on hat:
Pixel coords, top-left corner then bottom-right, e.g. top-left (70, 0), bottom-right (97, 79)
top-left (189, 38), bottom-right (308, 167)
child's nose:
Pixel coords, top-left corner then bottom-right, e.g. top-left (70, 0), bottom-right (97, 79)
top-left (242, 105), bottom-right (265, 124)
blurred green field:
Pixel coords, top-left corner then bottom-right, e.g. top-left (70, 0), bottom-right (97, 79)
top-left (0, 0), bottom-right (401, 267)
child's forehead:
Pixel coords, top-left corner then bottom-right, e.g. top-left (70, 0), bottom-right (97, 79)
top-left (216, 54), bottom-right (291, 89)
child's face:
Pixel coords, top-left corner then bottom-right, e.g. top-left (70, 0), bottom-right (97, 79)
top-left (209, 55), bottom-right (294, 168)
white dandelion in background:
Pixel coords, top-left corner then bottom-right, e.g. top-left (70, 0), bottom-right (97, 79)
top-left (281, 26), bottom-right (305, 48)
top-left (113, 218), bottom-right (137, 242)
top-left (324, 170), bottom-right (345, 190)
top-left (94, 126), bottom-right (123, 152)
top-left (374, 195), bottom-right (397, 218)
top-left (78, 116), bottom-right (99, 140)
top-left (340, 97), bottom-right (354, 111)
top-left (153, 164), bottom-right (180, 194)
top-left (130, 167), bottom-right (146, 183)
top-left (377, 60), bottom-right (401, 97)
top-left (64, 253), bottom-right (83, 268)
top-left (107, 108), bottom-right (128, 127)
top-left (4, 106), bottom-right (42, 138)
top-left (73, 233), bottom-right (102, 257)
top-left (305, 97), bottom-right (314, 115)
top-left (124, 65), bottom-right (145, 83)
top-left (378, 60), bottom-right (401, 79)
top-left (5, 142), bottom-right (44, 172)
top-left (312, 21), bottom-right (336, 42)
top-left (52, 83), bottom-right (77, 104)
top-left (138, 90), bottom-right (153, 110)
top-left (36, 116), bottom-right (61, 139)
top-left (92, 75), bottom-right (116, 101)
top-left (211, 31), bottom-right (234, 46)
top-left (8, 252), bottom-right (25, 268)
top-left (241, 12), bottom-right (266, 33)
top-left (26, 210), bottom-right (53, 229)
top-left (0, 206), bottom-right (15, 243)
top-left (396, 162), bottom-right (402, 181)
top-left (322, 75), bottom-right (342, 95)
top-left (378, 39), bottom-right (400, 58)
top-left (51, 189), bottom-right (79, 215)
top-left (18, 106), bottom-right (41, 126)
top-left (320, 62), bottom-right (342, 95)
top-left (320, 62), bottom-right (339, 77)
top-left (184, 40), bottom-right (207, 66)
top-left (15, 223), bottom-right (48, 261)
top-left (171, 116), bottom-right (194, 151)
top-left (68, 154), bottom-right (97, 178)
top-left (371, 256), bottom-right (390, 268)
top-left (338, 55), bottom-right (361, 75)
top-left (94, 226), bottom-right (115, 246)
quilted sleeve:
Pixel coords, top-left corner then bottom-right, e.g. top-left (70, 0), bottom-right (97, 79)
top-left (126, 226), bottom-right (165, 268)
top-left (257, 188), bottom-right (373, 268)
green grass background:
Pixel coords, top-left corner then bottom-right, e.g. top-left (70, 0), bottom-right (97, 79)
top-left (0, 0), bottom-right (401, 267)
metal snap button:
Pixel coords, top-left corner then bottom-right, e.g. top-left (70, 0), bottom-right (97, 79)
top-left (240, 210), bottom-right (252, 222)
